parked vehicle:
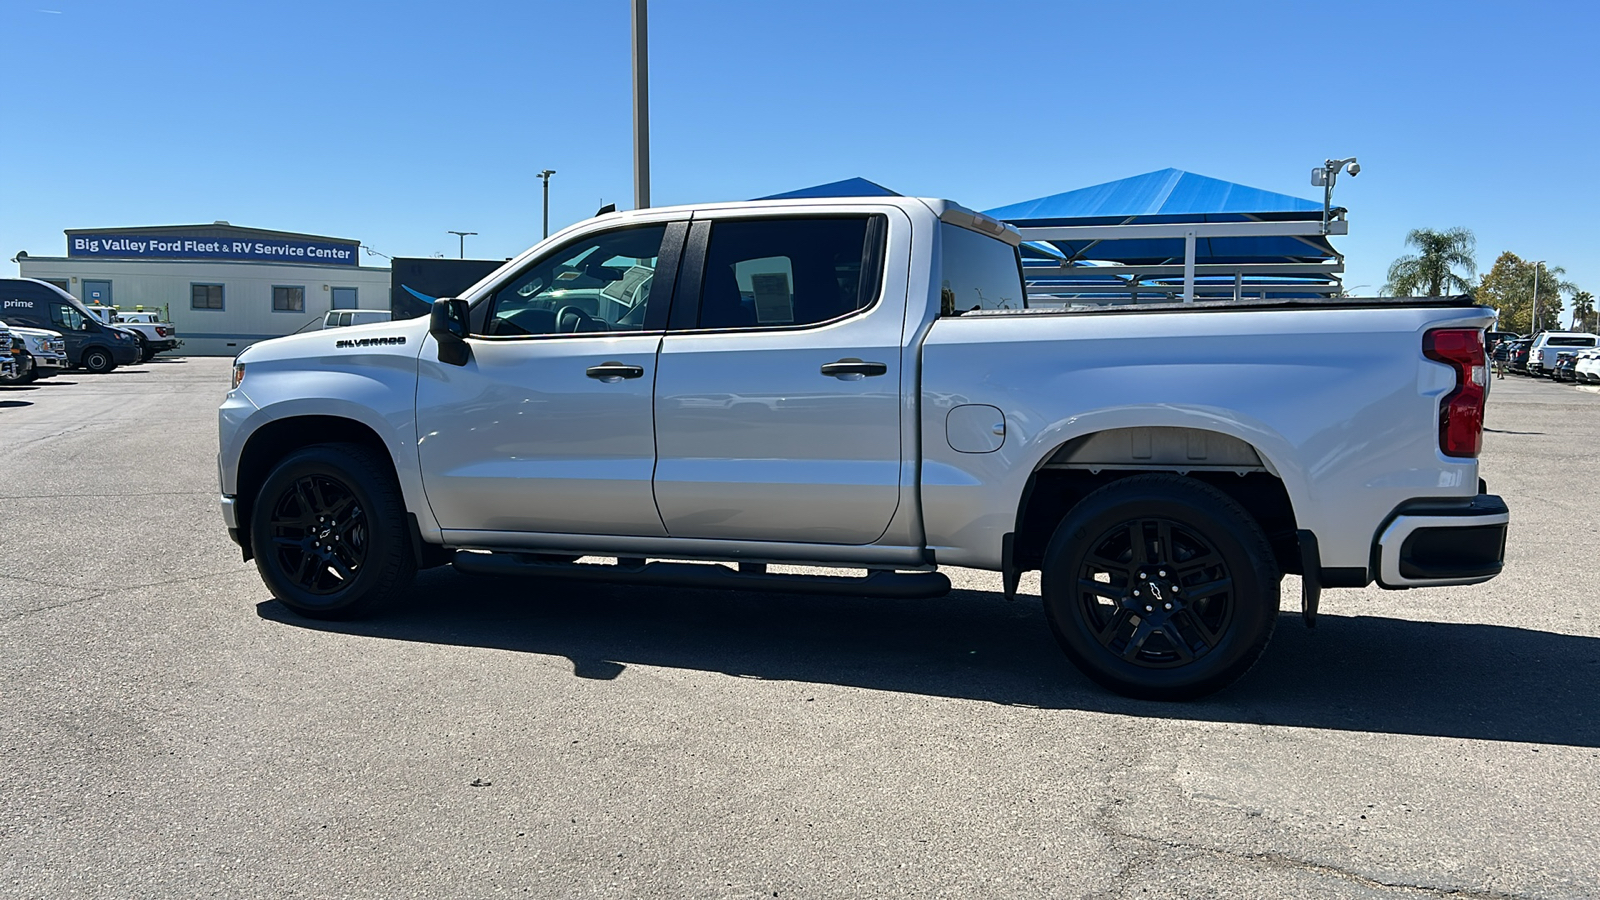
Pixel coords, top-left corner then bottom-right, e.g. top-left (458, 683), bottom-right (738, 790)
top-left (321, 309), bottom-right (394, 329)
top-left (1527, 331), bottom-right (1599, 376)
top-left (0, 322), bottom-right (20, 383)
top-left (1510, 339), bottom-right (1534, 374)
top-left (1573, 350), bottom-right (1600, 385)
top-left (219, 196), bottom-right (1507, 701)
top-left (0, 322), bottom-right (69, 383)
top-left (1552, 351), bottom-right (1580, 382)
top-left (81, 307), bottom-right (182, 362)
top-left (0, 279), bottom-right (140, 372)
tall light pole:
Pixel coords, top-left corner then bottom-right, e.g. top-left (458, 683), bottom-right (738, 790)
top-left (536, 170), bottom-right (556, 239)
top-left (632, 0), bottom-right (650, 209)
top-left (447, 230), bottom-right (477, 259)
top-left (1532, 259), bottom-right (1546, 335)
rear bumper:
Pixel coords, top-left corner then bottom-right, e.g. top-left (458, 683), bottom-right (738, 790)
top-left (1374, 493), bottom-right (1508, 588)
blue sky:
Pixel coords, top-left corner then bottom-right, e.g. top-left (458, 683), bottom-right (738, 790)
top-left (3, 0), bottom-right (1596, 319)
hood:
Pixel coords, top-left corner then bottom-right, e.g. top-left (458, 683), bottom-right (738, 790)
top-left (237, 315), bottom-right (430, 365)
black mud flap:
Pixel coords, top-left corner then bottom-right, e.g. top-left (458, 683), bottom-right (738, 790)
top-left (1297, 529), bottom-right (1321, 628)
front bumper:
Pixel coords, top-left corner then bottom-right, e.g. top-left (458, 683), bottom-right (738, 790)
top-left (1374, 493), bottom-right (1508, 589)
top-left (111, 342), bottom-right (141, 365)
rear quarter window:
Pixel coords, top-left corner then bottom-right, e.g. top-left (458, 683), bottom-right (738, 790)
top-left (940, 222), bottom-right (1025, 315)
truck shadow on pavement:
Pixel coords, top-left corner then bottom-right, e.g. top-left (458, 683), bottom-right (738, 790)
top-left (258, 569), bottom-right (1600, 748)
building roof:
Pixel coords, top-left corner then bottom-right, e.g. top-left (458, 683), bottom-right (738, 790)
top-left (64, 222), bottom-right (359, 245)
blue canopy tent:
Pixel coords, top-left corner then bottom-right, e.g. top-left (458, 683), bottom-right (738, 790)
top-left (984, 169), bottom-right (1345, 303)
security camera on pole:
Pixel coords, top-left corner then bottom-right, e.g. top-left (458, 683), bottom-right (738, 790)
top-left (1312, 157), bottom-right (1360, 234)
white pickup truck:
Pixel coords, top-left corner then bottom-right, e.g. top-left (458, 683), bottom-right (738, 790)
top-left (81, 307), bottom-right (181, 362)
top-left (219, 196), bottom-right (1508, 700)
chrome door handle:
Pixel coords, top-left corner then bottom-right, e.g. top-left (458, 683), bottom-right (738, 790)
top-left (586, 361), bottom-right (645, 382)
top-left (820, 358), bottom-right (888, 378)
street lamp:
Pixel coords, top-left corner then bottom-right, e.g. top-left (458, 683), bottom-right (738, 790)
top-left (447, 231), bottom-right (477, 259)
top-left (1311, 157), bottom-right (1360, 234)
top-left (537, 169), bottom-right (556, 239)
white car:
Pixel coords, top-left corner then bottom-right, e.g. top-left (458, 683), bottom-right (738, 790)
top-left (1574, 350), bottom-right (1600, 384)
top-left (1527, 331), bottom-right (1599, 376)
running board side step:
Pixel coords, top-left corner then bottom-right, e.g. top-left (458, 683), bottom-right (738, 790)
top-left (451, 551), bottom-right (952, 599)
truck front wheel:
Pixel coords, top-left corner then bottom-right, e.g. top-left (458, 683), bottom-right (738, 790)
top-left (249, 443), bottom-right (416, 620)
top-left (1040, 474), bottom-right (1280, 701)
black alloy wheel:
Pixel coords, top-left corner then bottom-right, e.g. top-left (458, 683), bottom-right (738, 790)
top-left (268, 473), bottom-right (370, 596)
top-left (250, 443), bottom-right (415, 619)
top-left (1041, 474), bottom-right (1279, 701)
top-left (80, 346), bottom-right (115, 373)
top-left (1072, 517), bottom-right (1235, 668)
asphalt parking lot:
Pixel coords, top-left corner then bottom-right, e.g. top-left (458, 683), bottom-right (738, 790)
top-left (1, 358), bottom-right (1596, 899)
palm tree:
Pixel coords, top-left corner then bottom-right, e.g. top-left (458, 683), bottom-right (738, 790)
top-left (1571, 290), bottom-right (1596, 332)
top-left (1384, 227), bottom-right (1477, 296)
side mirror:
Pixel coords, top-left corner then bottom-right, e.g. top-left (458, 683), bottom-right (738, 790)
top-left (429, 298), bottom-right (472, 366)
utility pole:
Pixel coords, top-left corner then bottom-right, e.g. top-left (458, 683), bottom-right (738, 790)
top-left (537, 170), bottom-right (556, 239)
top-left (447, 230), bottom-right (477, 259)
top-left (1532, 260), bottom-right (1545, 334)
top-left (632, 0), bottom-right (650, 209)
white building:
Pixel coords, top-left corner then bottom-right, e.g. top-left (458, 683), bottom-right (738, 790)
top-left (17, 222), bottom-right (392, 356)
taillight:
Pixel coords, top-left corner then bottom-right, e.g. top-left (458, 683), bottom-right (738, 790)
top-left (1423, 328), bottom-right (1486, 458)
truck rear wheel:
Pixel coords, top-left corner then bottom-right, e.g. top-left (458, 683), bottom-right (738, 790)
top-left (80, 347), bottom-right (116, 374)
top-left (1040, 474), bottom-right (1280, 701)
top-left (249, 443), bottom-right (415, 620)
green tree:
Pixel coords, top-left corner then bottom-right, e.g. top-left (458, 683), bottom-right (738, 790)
top-left (1475, 252), bottom-right (1572, 334)
top-left (1570, 290), bottom-right (1596, 332)
top-left (1383, 227), bottom-right (1477, 296)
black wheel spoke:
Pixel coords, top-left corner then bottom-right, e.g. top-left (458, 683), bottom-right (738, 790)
top-left (1096, 608), bottom-right (1133, 647)
top-left (1121, 618), bottom-right (1158, 660)
top-left (1175, 551), bottom-right (1222, 576)
top-left (1079, 578), bottom-right (1121, 600)
top-left (1159, 623), bottom-right (1195, 662)
top-left (1155, 521), bottom-right (1175, 567)
top-left (292, 553), bottom-right (316, 587)
top-left (272, 536), bottom-right (304, 549)
top-left (1174, 608), bottom-right (1220, 648)
top-left (1129, 522), bottom-right (1151, 567)
top-left (1183, 577), bottom-right (1233, 600)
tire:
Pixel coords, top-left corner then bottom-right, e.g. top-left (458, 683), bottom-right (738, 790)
top-left (80, 346), bottom-right (116, 373)
top-left (1040, 474), bottom-right (1281, 701)
top-left (249, 443), bottom-right (415, 620)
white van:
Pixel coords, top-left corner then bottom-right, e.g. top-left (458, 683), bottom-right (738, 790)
top-left (321, 310), bottom-right (393, 329)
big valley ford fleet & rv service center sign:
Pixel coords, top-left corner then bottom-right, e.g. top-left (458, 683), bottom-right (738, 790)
top-left (67, 233), bottom-right (359, 266)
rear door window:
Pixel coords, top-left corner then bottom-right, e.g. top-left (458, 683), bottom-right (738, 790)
top-left (690, 216), bottom-right (884, 330)
top-left (940, 222), bottom-right (1026, 315)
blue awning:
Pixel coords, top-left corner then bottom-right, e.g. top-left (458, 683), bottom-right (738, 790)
top-left (755, 177), bottom-right (901, 201)
top-left (986, 168), bottom-right (1334, 266)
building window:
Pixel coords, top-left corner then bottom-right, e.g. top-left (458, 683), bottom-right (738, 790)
top-left (272, 285), bottom-right (305, 312)
top-left (191, 284), bottom-right (224, 310)
top-left (330, 286), bottom-right (358, 309)
top-left (43, 279), bottom-right (70, 294)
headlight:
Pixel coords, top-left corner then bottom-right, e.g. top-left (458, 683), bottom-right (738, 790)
top-left (231, 363), bottom-right (246, 390)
